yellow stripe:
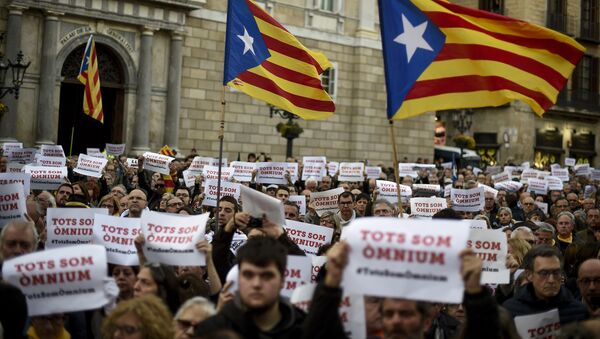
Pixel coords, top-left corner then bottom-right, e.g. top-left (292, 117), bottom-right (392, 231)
top-left (228, 80), bottom-right (333, 120)
top-left (420, 59), bottom-right (559, 99)
top-left (441, 28), bottom-right (576, 77)
top-left (266, 49), bottom-right (323, 79)
top-left (255, 17), bottom-right (332, 71)
top-left (393, 90), bottom-right (545, 121)
top-left (248, 66), bottom-right (333, 101)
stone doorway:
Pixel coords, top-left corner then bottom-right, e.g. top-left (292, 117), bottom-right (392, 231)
top-left (57, 42), bottom-right (125, 156)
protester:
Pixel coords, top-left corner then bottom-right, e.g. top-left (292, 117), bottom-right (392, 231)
top-left (134, 263), bottom-right (182, 314)
top-left (101, 295), bottom-right (174, 339)
top-left (577, 259), bottom-right (600, 318)
top-left (173, 297), bottom-right (216, 339)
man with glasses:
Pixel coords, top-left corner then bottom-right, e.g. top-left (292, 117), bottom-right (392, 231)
top-left (534, 222), bottom-right (556, 247)
top-left (576, 208), bottom-right (600, 243)
top-left (503, 246), bottom-right (588, 324)
top-left (577, 259), bottom-right (600, 318)
top-left (551, 198), bottom-right (570, 218)
top-left (334, 191), bottom-right (355, 227)
top-left (175, 187), bottom-right (192, 206)
top-left (166, 197), bottom-right (185, 213)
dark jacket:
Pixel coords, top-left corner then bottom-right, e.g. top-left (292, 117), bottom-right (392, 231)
top-left (502, 283), bottom-right (588, 325)
top-left (195, 283), bottom-right (346, 339)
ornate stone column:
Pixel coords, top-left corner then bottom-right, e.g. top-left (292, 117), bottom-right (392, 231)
top-left (164, 31), bottom-right (183, 149)
top-left (131, 28), bottom-right (155, 154)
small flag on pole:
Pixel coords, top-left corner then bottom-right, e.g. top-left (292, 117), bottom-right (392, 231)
top-left (78, 35), bottom-right (104, 123)
top-left (378, 0), bottom-right (585, 120)
top-left (223, 0), bottom-right (335, 120)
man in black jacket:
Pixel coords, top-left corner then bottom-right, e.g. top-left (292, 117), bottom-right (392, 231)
top-left (503, 245), bottom-right (588, 324)
top-left (195, 236), bottom-right (347, 339)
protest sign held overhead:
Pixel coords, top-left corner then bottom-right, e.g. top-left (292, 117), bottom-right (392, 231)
top-left (520, 168), bottom-right (539, 183)
top-left (494, 181), bottom-right (524, 192)
top-left (366, 166), bottom-right (382, 179)
top-left (141, 211), bottom-right (208, 266)
top-left (87, 148), bottom-right (106, 158)
top-left (105, 143), bottom-right (126, 156)
top-left (466, 229), bottom-right (509, 284)
top-left (1, 142), bottom-right (22, 154)
top-left (24, 166), bottom-right (68, 190)
top-left (0, 173), bottom-right (31, 197)
top-left (230, 161), bottom-right (257, 182)
top-left (288, 195), bottom-right (306, 215)
top-left (492, 172), bottom-right (510, 184)
top-left (451, 187), bottom-right (484, 212)
top-left (8, 148), bottom-right (36, 163)
top-left (126, 158), bottom-right (138, 169)
top-left (310, 187), bottom-right (344, 217)
top-left (410, 197), bottom-right (447, 217)
top-left (240, 184), bottom-right (286, 226)
top-left (203, 179), bottom-right (240, 207)
top-left (73, 153), bottom-right (108, 178)
top-left (41, 144), bottom-right (65, 158)
top-left (283, 220), bottom-right (334, 255)
top-left (302, 156), bottom-right (327, 181)
top-left (479, 184), bottom-right (498, 199)
top-left (37, 155), bottom-right (66, 167)
top-left (342, 218), bottom-right (470, 303)
top-left (46, 208), bottom-right (109, 248)
top-left (142, 152), bottom-right (174, 175)
top-left (286, 162), bottom-right (299, 182)
top-left (182, 170), bottom-right (198, 188)
top-left (93, 214), bottom-right (141, 266)
top-left (256, 162), bottom-right (288, 185)
top-left (202, 165), bottom-right (235, 181)
top-left (527, 178), bottom-right (548, 195)
top-left (551, 167), bottom-right (569, 182)
top-left (0, 183), bottom-right (27, 228)
top-left (545, 176), bottom-right (564, 191)
top-left (2, 244), bottom-right (114, 316)
top-left (377, 180), bottom-right (412, 203)
top-left (412, 184), bottom-right (441, 195)
top-left (281, 255), bottom-right (312, 297)
top-left (565, 157), bottom-right (576, 167)
top-left (328, 161), bottom-right (339, 177)
top-left (338, 162), bottom-right (365, 182)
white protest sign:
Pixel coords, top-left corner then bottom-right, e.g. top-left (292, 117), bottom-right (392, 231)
top-left (521, 162), bottom-right (531, 169)
top-left (527, 178), bottom-right (548, 195)
top-left (537, 171), bottom-right (551, 179)
top-left (479, 184), bottom-right (498, 199)
top-left (46, 208), bottom-right (109, 248)
top-left (93, 214), bottom-right (141, 266)
top-left (188, 156), bottom-right (213, 174)
top-left (24, 166), bottom-right (68, 190)
top-left (240, 185), bottom-right (285, 226)
top-left (545, 176), bottom-right (564, 191)
top-left (37, 155), bottom-right (66, 167)
top-left (286, 162), bottom-right (299, 182)
top-left (473, 167), bottom-right (482, 176)
top-left (7, 162), bottom-right (25, 173)
top-left (410, 197), bottom-right (447, 217)
top-left (444, 184), bottom-right (452, 197)
top-left (551, 167), bottom-right (569, 182)
top-left (467, 229), bottom-right (509, 284)
top-left (342, 218), bottom-right (470, 303)
top-left (2, 244), bottom-right (112, 316)
top-left (302, 156), bottom-right (326, 181)
top-left (494, 181), bottom-right (524, 192)
top-left (535, 201), bottom-right (548, 215)
top-left (202, 179), bottom-right (240, 207)
top-left (328, 161), bottom-right (339, 177)
top-left (413, 184), bottom-right (441, 195)
top-left (467, 219), bottom-right (488, 230)
top-left (399, 163), bottom-right (418, 178)
top-left (210, 157), bottom-right (228, 167)
top-left (550, 163), bottom-right (561, 170)
top-left (202, 165), bottom-right (235, 181)
top-left (141, 211), bottom-right (208, 266)
top-left (282, 255), bottom-right (312, 297)
top-left (0, 183), bottom-right (27, 228)
top-left (441, 162), bottom-right (452, 169)
top-left (521, 168), bottom-right (540, 183)
top-left (288, 195), bottom-right (306, 215)
top-left (486, 166), bottom-right (501, 174)
top-left (492, 172), bottom-right (510, 184)
top-left (1, 142), bottom-right (22, 154)
top-left (377, 180), bottom-right (412, 204)
top-left (451, 187), bottom-right (484, 212)
top-left (142, 152), bottom-right (173, 175)
top-left (565, 157), bottom-right (576, 167)
top-left (515, 309), bottom-right (560, 339)
top-left (310, 187), bottom-right (344, 217)
top-left (73, 153), bottom-right (108, 178)
top-left (256, 162), bottom-right (288, 185)
top-left (126, 158), bottom-right (138, 169)
top-left (230, 161), bottom-right (257, 182)
top-left (0, 173), bottom-right (31, 196)
top-left (592, 169), bottom-right (600, 181)
top-left (87, 148), bottom-right (101, 154)
top-left (8, 148), bottom-right (36, 163)
top-left (504, 166), bottom-right (516, 175)
top-left (41, 144), bottom-right (65, 158)
top-left (283, 220), bottom-right (334, 255)
top-left (575, 163), bottom-right (591, 176)
top-left (290, 284), bottom-right (366, 338)
top-left (311, 255), bottom-right (327, 283)
top-left (87, 148), bottom-right (106, 159)
top-left (182, 170), bottom-right (198, 188)
top-left (105, 143), bottom-right (126, 156)
top-left (338, 162), bottom-right (365, 182)
top-left (366, 166), bottom-right (382, 179)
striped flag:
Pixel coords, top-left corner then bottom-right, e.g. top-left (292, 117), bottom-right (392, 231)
top-left (223, 0), bottom-right (335, 120)
top-left (78, 35), bottom-right (104, 123)
top-left (379, 0), bottom-right (585, 120)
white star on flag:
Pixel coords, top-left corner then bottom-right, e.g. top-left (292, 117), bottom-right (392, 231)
top-left (393, 14), bottom-right (433, 63)
top-left (237, 27), bottom-right (256, 56)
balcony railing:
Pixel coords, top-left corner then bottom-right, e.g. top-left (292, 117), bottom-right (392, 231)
top-left (556, 89), bottom-right (600, 111)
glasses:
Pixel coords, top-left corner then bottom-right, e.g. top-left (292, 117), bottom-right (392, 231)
top-left (113, 325), bottom-right (141, 335)
top-left (523, 202), bottom-right (534, 206)
top-left (101, 204), bottom-right (114, 208)
top-left (177, 319), bottom-right (201, 331)
top-left (168, 202), bottom-right (184, 207)
top-left (534, 269), bottom-right (561, 279)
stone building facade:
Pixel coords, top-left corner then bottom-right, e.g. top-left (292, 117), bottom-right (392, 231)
top-left (0, 0), bottom-right (434, 165)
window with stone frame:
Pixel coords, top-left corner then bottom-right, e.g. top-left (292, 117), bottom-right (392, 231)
top-left (547, 0), bottom-right (567, 33)
top-left (581, 0), bottom-right (600, 40)
top-left (320, 0), bottom-right (335, 11)
top-left (479, 0), bottom-right (504, 14)
top-left (321, 63), bottom-right (337, 100)
top-left (571, 55), bottom-right (599, 104)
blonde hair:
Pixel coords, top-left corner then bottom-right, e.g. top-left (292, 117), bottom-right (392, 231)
top-left (102, 295), bottom-right (174, 339)
top-left (508, 238), bottom-right (532, 267)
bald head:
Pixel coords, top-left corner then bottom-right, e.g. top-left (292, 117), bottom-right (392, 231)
top-left (577, 258), bottom-right (600, 312)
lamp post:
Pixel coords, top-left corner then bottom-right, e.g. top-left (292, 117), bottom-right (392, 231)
top-left (269, 105), bottom-right (301, 158)
top-left (451, 109), bottom-right (473, 166)
top-left (0, 33), bottom-right (30, 100)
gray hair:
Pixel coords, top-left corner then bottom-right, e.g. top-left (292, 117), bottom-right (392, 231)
top-left (498, 207), bottom-right (512, 218)
top-left (557, 211), bottom-right (575, 224)
top-left (534, 222), bottom-right (556, 235)
top-left (305, 177), bottom-right (318, 186)
top-left (174, 296), bottom-right (216, 320)
top-left (511, 226), bottom-right (534, 239)
top-left (372, 199), bottom-right (394, 214)
top-left (0, 219), bottom-right (39, 258)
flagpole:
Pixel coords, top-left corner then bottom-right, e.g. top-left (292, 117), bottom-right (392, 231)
top-left (388, 120), bottom-right (404, 217)
top-left (216, 86), bottom-right (226, 229)
top-left (69, 107), bottom-right (78, 157)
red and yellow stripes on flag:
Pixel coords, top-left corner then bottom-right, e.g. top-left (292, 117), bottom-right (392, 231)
top-left (159, 145), bottom-right (176, 193)
top-left (78, 35), bottom-right (104, 123)
top-left (227, 0), bottom-right (335, 120)
top-left (394, 0), bottom-right (585, 120)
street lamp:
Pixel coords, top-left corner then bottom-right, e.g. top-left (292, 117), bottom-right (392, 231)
top-left (0, 33), bottom-right (31, 100)
top-left (269, 105), bottom-right (302, 158)
top-left (451, 109), bottom-right (474, 166)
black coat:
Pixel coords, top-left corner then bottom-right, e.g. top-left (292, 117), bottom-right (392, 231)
top-left (502, 283), bottom-right (588, 325)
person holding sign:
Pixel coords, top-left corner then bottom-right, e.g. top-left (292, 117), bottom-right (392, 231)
top-left (503, 246), bottom-right (589, 325)
top-left (195, 236), bottom-right (347, 338)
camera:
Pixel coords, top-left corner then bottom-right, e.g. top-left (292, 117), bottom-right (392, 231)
top-left (247, 217), bottom-right (263, 228)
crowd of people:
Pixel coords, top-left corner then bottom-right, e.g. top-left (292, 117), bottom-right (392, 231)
top-left (1, 149), bottom-right (600, 339)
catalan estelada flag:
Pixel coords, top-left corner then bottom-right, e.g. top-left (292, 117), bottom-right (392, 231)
top-left (78, 35), bottom-right (104, 123)
top-left (379, 0), bottom-right (585, 120)
top-left (223, 0), bottom-right (335, 120)
top-left (159, 145), bottom-right (177, 193)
